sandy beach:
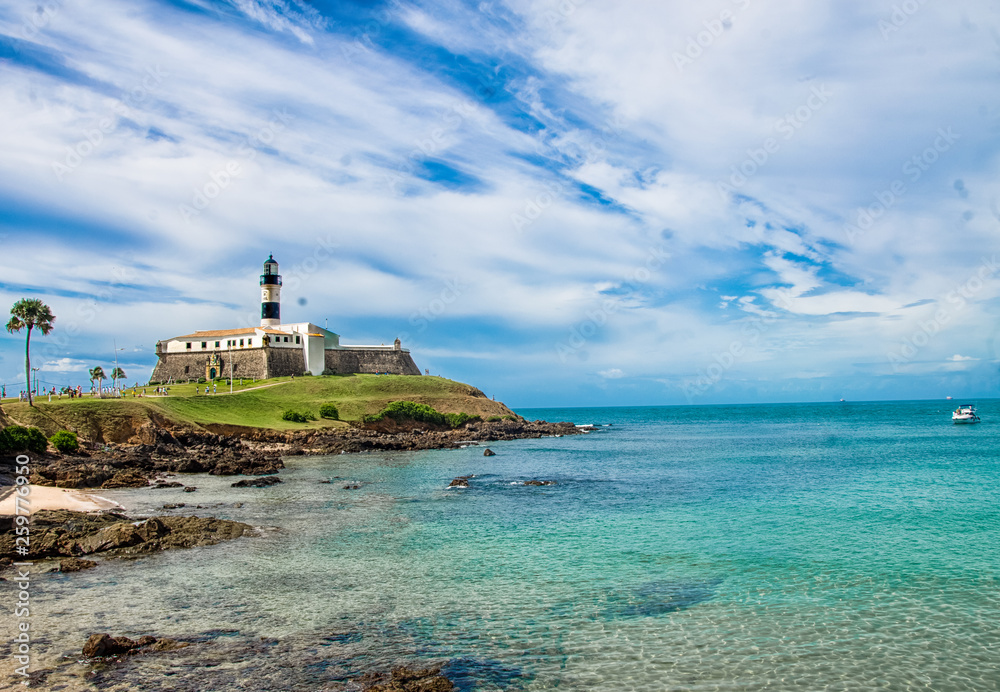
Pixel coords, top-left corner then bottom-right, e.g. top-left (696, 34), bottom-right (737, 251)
top-left (0, 485), bottom-right (123, 515)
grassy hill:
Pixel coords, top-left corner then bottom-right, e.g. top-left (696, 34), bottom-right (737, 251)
top-left (0, 374), bottom-right (516, 441)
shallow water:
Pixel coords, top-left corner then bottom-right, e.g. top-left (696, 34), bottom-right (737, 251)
top-left (6, 400), bottom-right (1000, 690)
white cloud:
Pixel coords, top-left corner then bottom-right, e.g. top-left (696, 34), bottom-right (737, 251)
top-left (598, 368), bottom-right (624, 379)
top-left (40, 358), bottom-right (89, 373)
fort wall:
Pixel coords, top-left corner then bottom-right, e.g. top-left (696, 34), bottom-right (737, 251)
top-left (324, 349), bottom-right (421, 376)
top-left (151, 346), bottom-right (419, 381)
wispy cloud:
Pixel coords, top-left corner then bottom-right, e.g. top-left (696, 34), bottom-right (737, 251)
top-left (1, 0), bottom-right (998, 405)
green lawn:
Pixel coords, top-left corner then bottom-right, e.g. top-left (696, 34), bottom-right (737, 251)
top-left (1, 374), bottom-right (514, 435)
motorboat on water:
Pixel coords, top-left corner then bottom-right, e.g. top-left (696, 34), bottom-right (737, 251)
top-left (952, 404), bottom-right (980, 424)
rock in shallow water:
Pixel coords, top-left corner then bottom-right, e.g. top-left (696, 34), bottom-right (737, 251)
top-left (363, 665), bottom-right (454, 691)
top-left (82, 633), bottom-right (190, 658)
top-left (482, 448), bottom-right (495, 456)
top-left (230, 475), bottom-right (282, 488)
top-left (60, 557), bottom-right (97, 572)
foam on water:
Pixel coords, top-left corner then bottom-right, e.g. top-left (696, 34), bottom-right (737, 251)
top-left (7, 400), bottom-right (1000, 690)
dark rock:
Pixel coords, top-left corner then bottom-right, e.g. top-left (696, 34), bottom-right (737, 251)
top-left (483, 448), bottom-right (496, 457)
top-left (150, 481), bottom-right (184, 489)
top-left (364, 666), bottom-right (454, 692)
top-left (1, 510), bottom-right (254, 560)
top-left (60, 557), bottom-right (97, 572)
top-left (524, 480), bottom-right (556, 486)
top-left (448, 477), bottom-right (470, 488)
top-left (82, 633), bottom-right (190, 658)
top-left (231, 476), bottom-right (282, 488)
top-left (147, 638), bottom-right (190, 652)
top-left (162, 503), bottom-right (185, 510)
top-left (183, 486), bottom-right (197, 492)
top-left (101, 470), bottom-right (151, 488)
top-left (83, 633), bottom-right (135, 657)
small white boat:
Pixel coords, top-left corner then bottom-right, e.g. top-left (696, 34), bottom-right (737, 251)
top-left (952, 405), bottom-right (980, 424)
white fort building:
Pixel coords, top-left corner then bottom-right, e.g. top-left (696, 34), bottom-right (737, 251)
top-left (150, 256), bottom-right (420, 382)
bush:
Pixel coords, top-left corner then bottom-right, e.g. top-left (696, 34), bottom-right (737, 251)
top-left (486, 416), bottom-right (502, 422)
top-left (49, 430), bottom-right (79, 453)
top-left (197, 377), bottom-right (206, 384)
top-left (369, 401), bottom-right (445, 426)
top-left (319, 403), bottom-right (340, 420)
top-left (3, 425), bottom-right (49, 455)
top-left (301, 371), bottom-right (313, 376)
top-left (445, 412), bottom-right (481, 428)
top-left (281, 409), bottom-right (316, 423)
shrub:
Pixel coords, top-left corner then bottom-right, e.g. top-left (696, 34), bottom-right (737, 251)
top-left (319, 403), bottom-right (340, 420)
top-left (301, 371), bottom-right (313, 376)
top-left (445, 412), bottom-right (481, 428)
top-left (49, 430), bottom-right (79, 453)
top-left (281, 409), bottom-right (315, 423)
top-left (375, 401), bottom-right (445, 426)
top-left (197, 377), bottom-right (207, 384)
top-left (486, 416), bottom-right (502, 422)
top-left (4, 425), bottom-right (49, 455)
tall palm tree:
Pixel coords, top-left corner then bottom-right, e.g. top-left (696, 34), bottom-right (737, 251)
top-left (90, 366), bottom-right (106, 397)
top-left (5, 299), bottom-right (55, 407)
top-left (111, 367), bottom-right (126, 393)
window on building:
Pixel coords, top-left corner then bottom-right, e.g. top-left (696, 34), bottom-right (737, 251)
top-left (184, 365), bottom-right (190, 374)
top-left (284, 336), bottom-right (289, 342)
top-left (295, 335), bottom-right (300, 344)
top-left (248, 338), bottom-right (252, 346)
top-left (201, 342), bottom-right (207, 349)
top-left (240, 339), bottom-right (244, 346)
top-left (186, 342), bottom-right (192, 350)
top-left (215, 341), bottom-right (220, 348)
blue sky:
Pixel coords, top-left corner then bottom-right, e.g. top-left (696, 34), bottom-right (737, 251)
top-left (1, 0), bottom-right (1000, 407)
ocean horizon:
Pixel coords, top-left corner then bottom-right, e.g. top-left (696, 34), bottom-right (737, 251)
top-left (10, 399), bottom-right (1000, 690)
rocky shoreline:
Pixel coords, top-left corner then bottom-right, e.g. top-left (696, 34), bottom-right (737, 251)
top-left (3, 417), bottom-right (579, 490)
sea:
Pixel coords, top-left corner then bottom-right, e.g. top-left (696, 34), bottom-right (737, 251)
top-left (12, 400), bottom-right (1000, 691)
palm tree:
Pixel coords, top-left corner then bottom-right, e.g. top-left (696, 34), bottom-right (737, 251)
top-left (90, 366), bottom-right (106, 397)
top-left (5, 299), bottom-right (55, 407)
top-left (111, 367), bottom-right (126, 392)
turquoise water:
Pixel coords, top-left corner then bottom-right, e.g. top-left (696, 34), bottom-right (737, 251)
top-left (14, 400), bottom-right (1000, 690)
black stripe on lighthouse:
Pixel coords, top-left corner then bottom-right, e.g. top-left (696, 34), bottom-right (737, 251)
top-left (262, 302), bottom-right (280, 320)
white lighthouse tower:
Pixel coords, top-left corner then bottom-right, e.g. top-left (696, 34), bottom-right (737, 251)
top-left (260, 254), bottom-right (281, 327)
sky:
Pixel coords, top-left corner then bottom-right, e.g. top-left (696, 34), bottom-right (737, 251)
top-left (1, 0), bottom-right (999, 408)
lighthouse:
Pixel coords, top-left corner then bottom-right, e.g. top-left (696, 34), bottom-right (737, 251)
top-left (260, 254), bottom-right (281, 327)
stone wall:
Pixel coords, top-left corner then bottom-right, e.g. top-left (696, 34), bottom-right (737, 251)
top-left (264, 347), bottom-right (306, 377)
top-left (151, 345), bottom-right (419, 382)
top-left (150, 349), bottom-right (268, 383)
top-left (324, 349), bottom-right (421, 375)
